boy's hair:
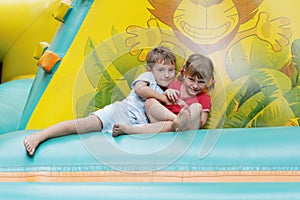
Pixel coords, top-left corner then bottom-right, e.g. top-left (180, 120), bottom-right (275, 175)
top-left (146, 46), bottom-right (176, 69)
top-left (179, 54), bottom-right (215, 91)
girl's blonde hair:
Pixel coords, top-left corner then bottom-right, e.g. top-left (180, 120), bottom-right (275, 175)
top-left (178, 54), bottom-right (215, 91)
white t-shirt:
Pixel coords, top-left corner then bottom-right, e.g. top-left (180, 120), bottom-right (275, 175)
top-left (92, 72), bottom-right (164, 133)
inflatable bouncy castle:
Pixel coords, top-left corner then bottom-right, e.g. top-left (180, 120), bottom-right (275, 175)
top-left (0, 0), bottom-right (300, 199)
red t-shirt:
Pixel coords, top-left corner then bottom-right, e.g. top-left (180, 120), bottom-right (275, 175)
top-left (165, 81), bottom-right (211, 114)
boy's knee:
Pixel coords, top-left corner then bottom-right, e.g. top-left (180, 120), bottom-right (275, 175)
top-left (145, 98), bottom-right (159, 108)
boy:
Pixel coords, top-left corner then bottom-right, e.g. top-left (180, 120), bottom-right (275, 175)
top-left (24, 46), bottom-right (177, 156)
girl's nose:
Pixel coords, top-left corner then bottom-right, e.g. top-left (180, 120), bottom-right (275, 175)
top-left (192, 82), bottom-right (199, 88)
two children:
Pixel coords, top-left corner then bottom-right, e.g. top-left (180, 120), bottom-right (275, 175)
top-left (24, 46), bottom-right (215, 157)
top-left (112, 53), bottom-right (215, 136)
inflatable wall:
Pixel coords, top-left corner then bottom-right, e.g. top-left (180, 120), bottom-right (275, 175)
top-left (0, 0), bottom-right (300, 199)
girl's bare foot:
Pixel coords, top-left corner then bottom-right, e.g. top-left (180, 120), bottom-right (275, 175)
top-left (112, 124), bottom-right (128, 137)
top-left (172, 105), bottom-right (191, 132)
top-left (23, 132), bottom-right (43, 156)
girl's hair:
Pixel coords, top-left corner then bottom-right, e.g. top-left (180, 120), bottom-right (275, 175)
top-left (146, 46), bottom-right (176, 69)
top-left (178, 54), bottom-right (215, 92)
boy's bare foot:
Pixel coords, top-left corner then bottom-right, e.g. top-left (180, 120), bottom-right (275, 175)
top-left (112, 124), bottom-right (128, 137)
top-left (172, 105), bottom-right (191, 132)
top-left (23, 133), bottom-right (43, 156)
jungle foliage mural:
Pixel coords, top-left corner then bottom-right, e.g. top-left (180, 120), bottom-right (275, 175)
top-left (78, 0), bottom-right (300, 128)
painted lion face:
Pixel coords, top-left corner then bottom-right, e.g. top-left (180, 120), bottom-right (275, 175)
top-left (148, 0), bottom-right (262, 53)
top-left (173, 0), bottom-right (239, 45)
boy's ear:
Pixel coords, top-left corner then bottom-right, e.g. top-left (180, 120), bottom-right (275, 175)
top-left (146, 66), bottom-right (151, 71)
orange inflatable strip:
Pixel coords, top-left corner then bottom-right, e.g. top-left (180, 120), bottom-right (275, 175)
top-left (1, 171), bottom-right (300, 182)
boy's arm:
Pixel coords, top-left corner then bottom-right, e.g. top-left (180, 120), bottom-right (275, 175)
top-left (134, 81), bottom-right (170, 104)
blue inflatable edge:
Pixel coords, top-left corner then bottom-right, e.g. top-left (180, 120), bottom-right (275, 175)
top-left (1, 182), bottom-right (300, 200)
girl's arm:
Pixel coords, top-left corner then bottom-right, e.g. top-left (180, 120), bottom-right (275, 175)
top-left (200, 111), bottom-right (209, 128)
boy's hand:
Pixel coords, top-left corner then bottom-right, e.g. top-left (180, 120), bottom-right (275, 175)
top-left (165, 89), bottom-right (180, 102)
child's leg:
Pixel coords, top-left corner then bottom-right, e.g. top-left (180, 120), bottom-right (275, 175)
top-left (23, 115), bottom-right (102, 156)
top-left (178, 103), bottom-right (202, 131)
top-left (145, 98), bottom-right (177, 123)
top-left (112, 106), bottom-right (191, 136)
top-left (112, 121), bottom-right (173, 136)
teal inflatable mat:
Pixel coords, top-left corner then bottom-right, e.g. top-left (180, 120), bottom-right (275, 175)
top-left (0, 79), bottom-right (33, 134)
top-left (1, 182), bottom-right (300, 200)
top-left (1, 127), bottom-right (299, 175)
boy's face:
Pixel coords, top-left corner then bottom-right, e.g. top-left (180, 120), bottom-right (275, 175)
top-left (149, 63), bottom-right (176, 88)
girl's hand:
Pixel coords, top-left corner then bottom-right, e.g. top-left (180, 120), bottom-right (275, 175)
top-left (165, 89), bottom-right (180, 102)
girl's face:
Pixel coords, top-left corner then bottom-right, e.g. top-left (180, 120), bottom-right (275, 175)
top-left (183, 74), bottom-right (207, 96)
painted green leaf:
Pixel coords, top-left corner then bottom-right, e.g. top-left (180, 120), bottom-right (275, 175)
top-left (245, 95), bottom-right (294, 127)
top-left (250, 68), bottom-right (291, 99)
top-left (225, 42), bottom-right (250, 80)
top-left (291, 39), bottom-right (300, 85)
top-left (207, 77), bottom-right (248, 128)
top-left (224, 92), bottom-right (266, 128)
top-left (84, 37), bottom-right (115, 88)
top-left (250, 37), bottom-right (289, 70)
top-left (226, 37), bottom-right (290, 81)
top-left (224, 69), bottom-right (294, 127)
top-left (284, 85), bottom-right (300, 117)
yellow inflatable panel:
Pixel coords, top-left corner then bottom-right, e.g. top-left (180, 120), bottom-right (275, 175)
top-left (27, 0), bottom-right (300, 129)
top-left (0, 0), bottom-right (61, 82)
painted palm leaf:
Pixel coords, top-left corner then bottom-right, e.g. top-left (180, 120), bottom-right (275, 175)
top-left (225, 42), bottom-right (250, 80)
top-left (250, 68), bottom-right (291, 99)
top-left (291, 39), bottom-right (300, 85)
top-left (284, 86), bottom-right (300, 117)
top-left (79, 28), bottom-right (147, 112)
top-left (84, 37), bottom-right (114, 88)
top-left (249, 37), bottom-right (289, 71)
top-left (224, 68), bottom-right (293, 127)
top-left (206, 77), bottom-right (248, 128)
top-left (225, 91), bottom-right (294, 127)
top-left (226, 37), bottom-right (290, 81)
top-left (244, 95), bottom-right (294, 127)
top-left (224, 92), bottom-right (266, 127)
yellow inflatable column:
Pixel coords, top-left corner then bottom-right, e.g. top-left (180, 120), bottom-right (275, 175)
top-left (0, 0), bottom-right (61, 82)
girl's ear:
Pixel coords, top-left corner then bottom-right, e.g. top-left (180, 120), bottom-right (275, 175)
top-left (146, 66), bottom-right (151, 71)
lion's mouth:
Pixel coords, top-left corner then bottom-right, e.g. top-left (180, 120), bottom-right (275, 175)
top-left (179, 20), bottom-right (231, 40)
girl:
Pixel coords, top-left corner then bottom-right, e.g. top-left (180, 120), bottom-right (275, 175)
top-left (113, 53), bottom-right (215, 136)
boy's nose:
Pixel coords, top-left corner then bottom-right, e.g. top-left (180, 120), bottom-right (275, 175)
top-left (164, 71), bottom-right (170, 77)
